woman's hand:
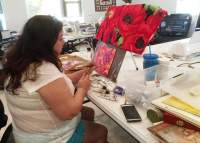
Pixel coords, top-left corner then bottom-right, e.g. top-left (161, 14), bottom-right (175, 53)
top-left (77, 73), bottom-right (91, 93)
top-left (83, 66), bottom-right (95, 75)
top-left (66, 62), bottom-right (94, 84)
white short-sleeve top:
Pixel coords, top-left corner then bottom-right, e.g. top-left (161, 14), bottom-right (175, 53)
top-left (5, 61), bottom-right (80, 143)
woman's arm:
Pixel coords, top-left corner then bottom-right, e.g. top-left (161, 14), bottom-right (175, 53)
top-left (38, 74), bottom-right (91, 120)
top-left (67, 69), bottom-right (85, 84)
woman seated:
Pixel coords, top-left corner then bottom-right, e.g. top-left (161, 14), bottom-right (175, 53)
top-left (3, 15), bottom-right (108, 143)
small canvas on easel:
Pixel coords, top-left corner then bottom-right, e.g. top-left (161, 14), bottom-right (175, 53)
top-left (92, 41), bottom-right (126, 82)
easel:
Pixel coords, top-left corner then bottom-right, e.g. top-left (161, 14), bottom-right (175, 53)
top-left (107, 47), bottom-right (126, 82)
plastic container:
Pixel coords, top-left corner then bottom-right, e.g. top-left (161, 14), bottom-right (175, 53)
top-left (125, 64), bottom-right (171, 107)
top-left (143, 53), bottom-right (159, 68)
top-left (143, 53), bottom-right (159, 81)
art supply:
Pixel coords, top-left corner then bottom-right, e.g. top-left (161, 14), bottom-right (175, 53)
top-left (124, 94), bottom-right (128, 105)
top-left (147, 108), bottom-right (163, 123)
top-left (143, 53), bottom-right (159, 69)
top-left (131, 54), bottom-right (139, 70)
top-left (90, 75), bottom-right (118, 101)
top-left (148, 45), bottom-right (152, 55)
top-left (172, 73), bottom-right (183, 78)
top-left (113, 86), bottom-right (125, 96)
top-left (148, 122), bottom-right (200, 143)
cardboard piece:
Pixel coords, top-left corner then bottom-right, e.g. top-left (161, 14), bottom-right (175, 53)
top-left (59, 54), bottom-right (91, 74)
top-left (148, 122), bottom-right (200, 143)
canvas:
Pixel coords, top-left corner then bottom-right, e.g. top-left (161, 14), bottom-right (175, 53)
top-left (96, 4), bottom-right (167, 54)
top-left (92, 41), bottom-right (126, 82)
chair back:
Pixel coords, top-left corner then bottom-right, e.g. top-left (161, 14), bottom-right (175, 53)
top-left (0, 100), bottom-right (7, 128)
top-left (158, 13), bottom-right (192, 37)
top-left (0, 100), bottom-right (14, 143)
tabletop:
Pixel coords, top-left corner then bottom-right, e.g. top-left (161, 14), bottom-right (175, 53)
top-left (86, 38), bottom-right (199, 143)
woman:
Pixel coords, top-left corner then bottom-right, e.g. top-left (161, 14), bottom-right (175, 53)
top-left (3, 15), bottom-right (108, 143)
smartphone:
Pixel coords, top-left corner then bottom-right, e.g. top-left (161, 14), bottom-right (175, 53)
top-left (121, 104), bottom-right (142, 122)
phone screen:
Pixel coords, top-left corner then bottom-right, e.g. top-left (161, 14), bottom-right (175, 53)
top-left (121, 104), bottom-right (142, 122)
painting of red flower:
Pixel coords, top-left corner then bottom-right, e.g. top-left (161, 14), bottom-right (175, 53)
top-left (96, 4), bottom-right (167, 54)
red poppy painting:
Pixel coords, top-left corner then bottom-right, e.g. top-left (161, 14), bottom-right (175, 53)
top-left (96, 4), bottom-right (167, 54)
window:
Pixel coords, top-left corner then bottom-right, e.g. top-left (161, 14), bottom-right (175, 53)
top-left (26, 0), bottom-right (83, 21)
top-left (63, 0), bottom-right (82, 17)
top-left (176, 0), bottom-right (200, 15)
top-left (0, 0), bottom-right (6, 30)
top-left (196, 14), bottom-right (200, 28)
top-left (26, 0), bottom-right (62, 18)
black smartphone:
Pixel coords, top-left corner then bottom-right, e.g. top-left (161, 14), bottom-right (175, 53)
top-left (121, 104), bottom-right (142, 122)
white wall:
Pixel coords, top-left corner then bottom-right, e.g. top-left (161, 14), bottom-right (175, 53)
top-left (132, 0), bottom-right (177, 14)
top-left (2, 0), bottom-right (27, 32)
top-left (82, 0), bottom-right (178, 22)
top-left (1, 0), bottom-right (124, 31)
top-left (176, 0), bottom-right (200, 37)
top-left (2, 0), bottom-right (198, 32)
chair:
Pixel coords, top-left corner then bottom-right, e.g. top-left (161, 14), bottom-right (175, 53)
top-left (196, 13), bottom-right (200, 31)
top-left (0, 100), bottom-right (14, 143)
top-left (1, 124), bottom-right (14, 143)
top-left (61, 40), bottom-right (79, 54)
top-left (151, 13), bottom-right (192, 44)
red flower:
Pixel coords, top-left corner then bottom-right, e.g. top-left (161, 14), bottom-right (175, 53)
top-left (146, 9), bottom-right (167, 35)
top-left (119, 6), bottom-right (167, 54)
top-left (110, 4), bottom-right (147, 47)
top-left (96, 6), bottom-right (122, 43)
top-left (118, 5), bottom-right (146, 37)
top-left (122, 24), bottom-right (151, 54)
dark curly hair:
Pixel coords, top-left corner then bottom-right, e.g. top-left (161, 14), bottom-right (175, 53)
top-left (3, 15), bottom-right (63, 94)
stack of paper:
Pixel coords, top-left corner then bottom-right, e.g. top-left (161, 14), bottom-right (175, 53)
top-left (152, 95), bottom-right (200, 128)
top-left (163, 96), bottom-right (200, 117)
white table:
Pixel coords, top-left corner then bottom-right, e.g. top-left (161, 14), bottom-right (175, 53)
top-left (88, 52), bottom-right (158, 143)
top-left (88, 91), bottom-right (158, 143)
top-left (87, 39), bottom-right (196, 143)
top-left (63, 33), bottom-right (95, 42)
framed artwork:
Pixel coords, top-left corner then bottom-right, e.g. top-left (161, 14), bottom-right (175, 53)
top-left (95, 0), bottom-right (116, 12)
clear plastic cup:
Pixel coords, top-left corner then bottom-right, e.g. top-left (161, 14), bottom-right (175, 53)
top-left (143, 53), bottom-right (159, 81)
